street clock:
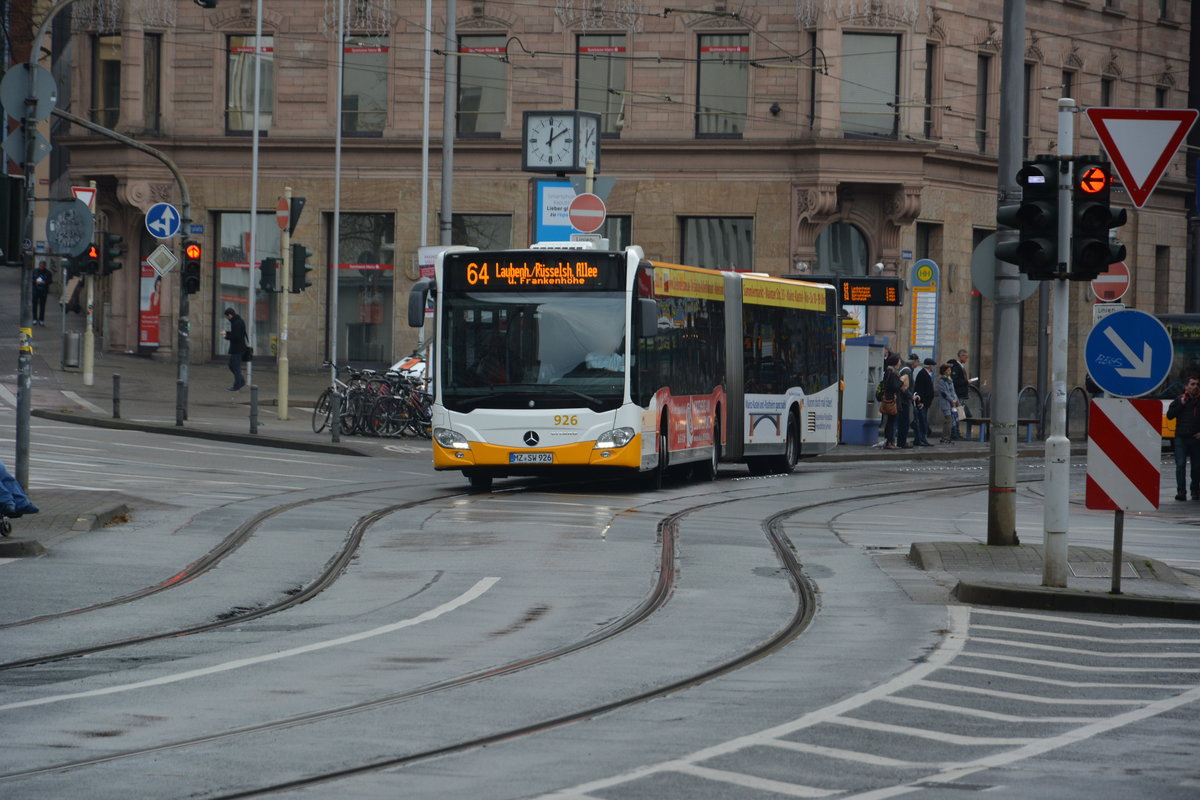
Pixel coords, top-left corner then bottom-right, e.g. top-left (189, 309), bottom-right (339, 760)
top-left (522, 110), bottom-right (601, 174)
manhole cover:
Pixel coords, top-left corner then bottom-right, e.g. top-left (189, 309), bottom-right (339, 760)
top-left (1069, 561), bottom-right (1139, 579)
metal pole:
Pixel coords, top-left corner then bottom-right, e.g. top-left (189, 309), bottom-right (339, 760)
top-left (112, 373), bottom-right (120, 419)
top-left (82, 274), bottom-right (94, 385)
top-left (440, 0), bottom-right (457, 246)
top-left (278, 186), bottom-right (291, 420)
top-left (330, 0), bottom-right (346, 441)
top-left (419, 0), bottom-right (431, 348)
top-left (1043, 98), bottom-right (1075, 588)
top-left (1110, 509), bottom-right (1124, 594)
top-left (986, 0), bottom-right (1025, 547)
top-left (247, 0), bottom-right (264, 432)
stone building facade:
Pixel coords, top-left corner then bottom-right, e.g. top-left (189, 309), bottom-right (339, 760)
top-left (40, 0), bottom-right (1193, 393)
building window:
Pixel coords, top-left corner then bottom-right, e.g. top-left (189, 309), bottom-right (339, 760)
top-left (696, 34), bottom-right (749, 138)
top-left (975, 54), bottom-right (990, 152)
top-left (1101, 77), bottom-right (1113, 107)
top-left (598, 216), bottom-right (631, 250)
top-left (577, 34), bottom-right (626, 135)
top-left (92, 34), bottom-right (121, 128)
top-left (841, 33), bottom-right (900, 139)
top-left (458, 35), bottom-right (507, 136)
top-left (215, 211), bottom-right (282, 357)
top-left (343, 35), bottom-right (388, 135)
top-left (453, 214), bottom-right (512, 249)
top-left (143, 34), bottom-right (161, 133)
top-left (1156, 86), bottom-right (1168, 108)
top-left (815, 223), bottom-right (868, 275)
top-left (923, 43), bottom-right (938, 139)
top-left (1062, 69), bottom-right (1075, 100)
top-left (227, 35), bottom-right (274, 134)
top-left (681, 217), bottom-right (753, 269)
top-left (334, 213), bottom-right (396, 363)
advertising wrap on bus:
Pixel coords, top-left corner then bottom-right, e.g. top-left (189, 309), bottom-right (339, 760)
top-left (410, 245), bottom-right (840, 492)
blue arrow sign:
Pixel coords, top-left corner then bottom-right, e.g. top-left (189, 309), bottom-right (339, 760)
top-left (145, 202), bottom-right (181, 240)
top-left (1084, 309), bottom-right (1173, 397)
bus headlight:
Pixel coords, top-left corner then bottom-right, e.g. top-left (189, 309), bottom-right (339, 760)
top-left (595, 427), bottom-right (635, 448)
top-left (433, 427), bottom-right (471, 450)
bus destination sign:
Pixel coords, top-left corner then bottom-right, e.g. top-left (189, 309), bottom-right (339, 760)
top-left (839, 276), bottom-right (902, 307)
top-left (443, 252), bottom-right (623, 291)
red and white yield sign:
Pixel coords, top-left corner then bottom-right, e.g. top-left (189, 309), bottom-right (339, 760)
top-left (1085, 399), bottom-right (1162, 512)
top-left (1090, 260), bottom-right (1130, 302)
top-left (1086, 108), bottom-right (1199, 208)
top-left (567, 192), bottom-right (606, 234)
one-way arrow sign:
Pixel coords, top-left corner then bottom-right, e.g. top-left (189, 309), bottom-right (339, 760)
top-left (1086, 107), bottom-right (1198, 208)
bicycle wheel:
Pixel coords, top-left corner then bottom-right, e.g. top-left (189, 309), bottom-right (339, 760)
top-left (339, 390), bottom-right (363, 436)
top-left (311, 388), bottom-right (332, 434)
top-left (376, 396), bottom-right (408, 437)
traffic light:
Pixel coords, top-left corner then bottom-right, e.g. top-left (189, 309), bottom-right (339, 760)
top-left (182, 239), bottom-right (202, 294)
top-left (1069, 156), bottom-right (1127, 281)
top-left (102, 232), bottom-right (124, 275)
top-left (80, 243), bottom-right (101, 274)
top-left (291, 243), bottom-right (313, 293)
top-left (995, 156), bottom-right (1060, 280)
top-left (259, 257), bottom-right (278, 292)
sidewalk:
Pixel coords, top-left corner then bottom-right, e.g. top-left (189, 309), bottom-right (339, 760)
top-left (3, 265), bottom-right (1199, 619)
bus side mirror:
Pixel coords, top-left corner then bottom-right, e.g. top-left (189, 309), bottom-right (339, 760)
top-left (638, 298), bottom-right (658, 338)
top-left (409, 278), bottom-right (433, 328)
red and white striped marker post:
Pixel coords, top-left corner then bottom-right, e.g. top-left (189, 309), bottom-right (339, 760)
top-left (1085, 398), bottom-right (1162, 593)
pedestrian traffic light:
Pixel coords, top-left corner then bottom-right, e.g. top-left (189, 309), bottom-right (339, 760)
top-left (80, 242), bottom-right (101, 274)
top-left (291, 243), bottom-right (313, 293)
top-left (259, 257), bottom-right (278, 293)
top-left (101, 232), bottom-right (124, 275)
top-left (182, 239), bottom-right (202, 294)
top-left (1069, 156), bottom-right (1127, 281)
top-left (995, 156), bottom-right (1060, 280)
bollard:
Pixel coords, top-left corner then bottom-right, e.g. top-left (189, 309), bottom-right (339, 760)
top-left (176, 379), bottom-right (185, 427)
top-left (112, 373), bottom-right (120, 419)
top-left (250, 384), bottom-right (259, 434)
top-left (331, 391), bottom-right (341, 443)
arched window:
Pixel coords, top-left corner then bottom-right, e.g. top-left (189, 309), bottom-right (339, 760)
top-left (815, 223), bottom-right (868, 275)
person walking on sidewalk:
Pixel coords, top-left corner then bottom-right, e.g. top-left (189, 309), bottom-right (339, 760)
top-left (1167, 374), bottom-right (1200, 501)
top-left (31, 261), bottom-right (53, 326)
top-left (223, 308), bottom-right (248, 391)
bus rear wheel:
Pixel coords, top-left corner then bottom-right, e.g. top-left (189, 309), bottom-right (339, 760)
top-left (694, 421), bottom-right (720, 482)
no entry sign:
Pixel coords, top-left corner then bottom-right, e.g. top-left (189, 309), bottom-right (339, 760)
top-left (1091, 260), bottom-right (1130, 302)
top-left (568, 193), bottom-right (606, 234)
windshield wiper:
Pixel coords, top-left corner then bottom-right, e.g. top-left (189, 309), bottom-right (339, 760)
top-left (450, 383), bottom-right (605, 410)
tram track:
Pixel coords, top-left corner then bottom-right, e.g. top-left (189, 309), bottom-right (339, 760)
top-left (0, 473), bottom-right (999, 797)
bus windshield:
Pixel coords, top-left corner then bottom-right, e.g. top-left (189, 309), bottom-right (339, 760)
top-left (441, 291), bottom-right (627, 411)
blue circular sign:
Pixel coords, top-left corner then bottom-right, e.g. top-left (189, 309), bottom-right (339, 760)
top-left (145, 202), bottom-right (181, 240)
top-left (1084, 309), bottom-right (1173, 397)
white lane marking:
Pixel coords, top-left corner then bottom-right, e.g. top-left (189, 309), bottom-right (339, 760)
top-left (916, 680), bottom-right (1143, 706)
top-left (839, 684), bottom-right (1200, 800)
top-left (969, 636), bottom-right (1200, 658)
top-left (764, 739), bottom-right (946, 769)
top-left (942, 664), bottom-right (1192, 690)
top-left (0, 558), bottom-right (19, 568)
top-left (963, 651), bottom-right (1200, 673)
top-left (878, 695), bottom-right (1094, 724)
top-left (60, 391), bottom-right (106, 414)
top-left (973, 608), bottom-right (1200, 630)
top-left (0, 383), bottom-right (15, 407)
top-left (970, 624), bottom-right (1200, 645)
top-left (533, 606), bottom-right (973, 800)
top-left (669, 763), bottom-right (836, 798)
top-left (830, 715), bottom-right (1037, 746)
top-left (0, 577), bottom-right (499, 712)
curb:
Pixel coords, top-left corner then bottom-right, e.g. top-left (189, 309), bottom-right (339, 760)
top-left (0, 536), bottom-right (47, 557)
top-left (953, 579), bottom-right (1200, 621)
top-left (32, 409), bottom-right (370, 457)
top-left (72, 502), bottom-right (131, 532)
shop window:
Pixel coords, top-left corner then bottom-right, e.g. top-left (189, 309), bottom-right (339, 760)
top-left (215, 212), bottom-right (282, 358)
top-left (334, 213), bottom-right (396, 364)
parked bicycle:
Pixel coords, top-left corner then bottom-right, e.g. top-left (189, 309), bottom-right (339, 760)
top-left (311, 363), bottom-right (391, 435)
top-left (364, 373), bottom-right (432, 438)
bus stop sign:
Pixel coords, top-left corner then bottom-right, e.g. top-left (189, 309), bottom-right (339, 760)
top-left (1084, 309), bottom-right (1173, 397)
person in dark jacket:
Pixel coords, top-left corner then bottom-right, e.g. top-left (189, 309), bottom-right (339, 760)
top-left (223, 308), bottom-right (248, 391)
top-left (1167, 374), bottom-right (1200, 501)
top-left (912, 358), bottom-right (936, 446)
top-left (31, 261), bottom-right (53, 326)
top-left (880, 353), bottom-right (902, 449)
top-left (949, 349), bottom-right (971, 439)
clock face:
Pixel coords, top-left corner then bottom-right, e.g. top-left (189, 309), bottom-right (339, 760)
top-left (525, 114), bottom-right (575, 170)
top-left (576, 114), bottom-right (599, 170)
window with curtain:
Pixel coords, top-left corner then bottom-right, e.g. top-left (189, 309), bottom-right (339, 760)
top-left (92, 34), bottom-right (121, 129)
top-left (227, 35), bottom-right (275, 134)
top-left (841, 33), bottom-right (899, 138)
top-left (696, 34), bottom-right (749, 138)
top-left (680, 217), bottom-right (753, 269)
top-left (577, 34), bottom-right (626, 135)
top-left (458, 35), bottom-right (507, 136)
top-left (343, 35), bottom-right (388, 135)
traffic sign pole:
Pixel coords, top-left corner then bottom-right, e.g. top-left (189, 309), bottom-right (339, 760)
top-left (278, 188), bottom-right (291, 421)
